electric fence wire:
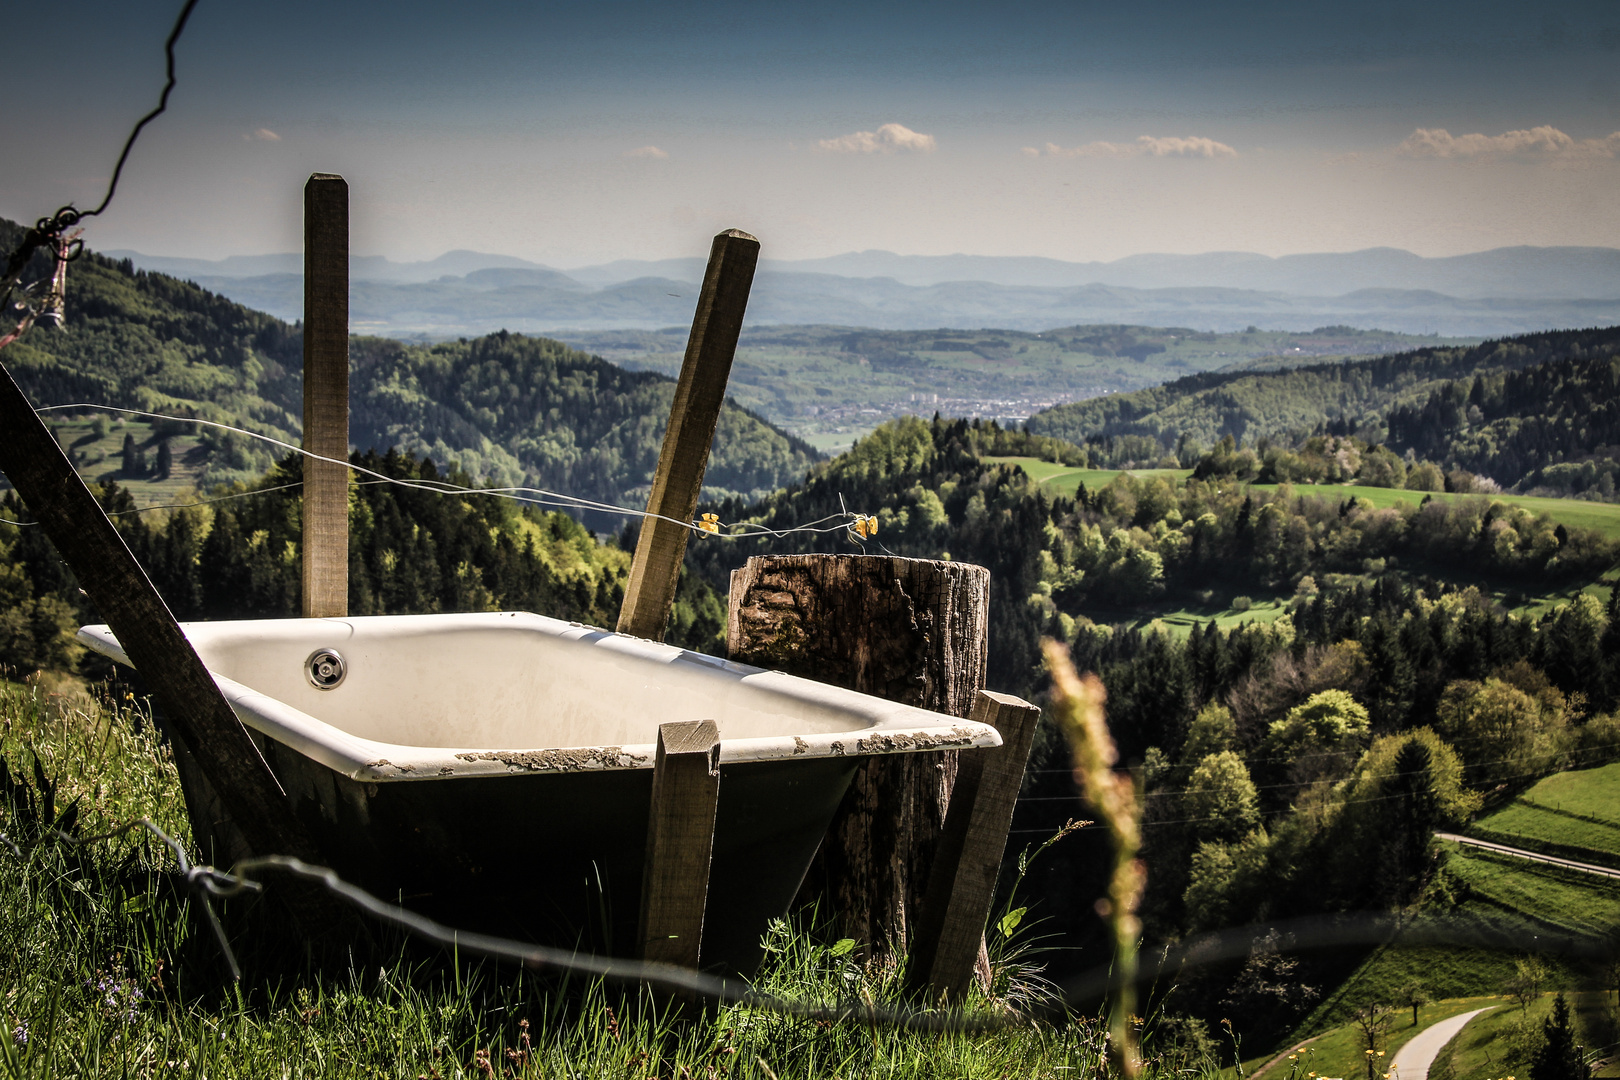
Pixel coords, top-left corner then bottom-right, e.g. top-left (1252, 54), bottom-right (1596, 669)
top-left (0, 818), bottom-right (1005, 1032)
top-left (15, 404), bottom-right (883, 545)
top-left (0, 816), bottom-right (1608, 1035)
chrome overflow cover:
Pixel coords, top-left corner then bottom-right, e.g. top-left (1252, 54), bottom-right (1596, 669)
top-left (305, 648), bottom-right (346, 690)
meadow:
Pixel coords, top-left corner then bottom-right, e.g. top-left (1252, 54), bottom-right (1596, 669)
top-left (984, 457), bottom-right (1620, 541)
top-left (1467, 762), bottom-right (1620, 868)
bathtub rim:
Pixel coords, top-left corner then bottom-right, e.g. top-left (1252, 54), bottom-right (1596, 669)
top-left (77, 610), bottom-right (1001, 783)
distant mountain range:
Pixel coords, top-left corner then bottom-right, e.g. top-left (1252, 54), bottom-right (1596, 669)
top-left (104, 245), bottom-right (1620, 340)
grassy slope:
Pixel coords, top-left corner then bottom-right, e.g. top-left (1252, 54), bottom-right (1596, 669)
top-left (1428, 992), bottom-right (1619, 1080)
top-left (1241, 997), bottom-right (1501, 1080)
top-left (1466, 762), bottom-right (1620, 869)
top-left (1292, 839), bottom-right (1620, 1053)
top-left (985, 457), bottom-right (1620, 541)
top-left (983, 456), bottom-right (1620, 628)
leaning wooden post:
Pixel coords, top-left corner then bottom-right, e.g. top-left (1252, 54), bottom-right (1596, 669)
top-left (302, 172), bottom-right (349, 618)
top-left (639, 719), bottom-right (722, 970)
top-left (0, 357), bottom-right (321, 867)
top-left (617, 229), bottom-right (759, 640)
top-left (906, 690), bottom-right (1042, 1002)
top-left (726, 554), bottom-right (989, 961)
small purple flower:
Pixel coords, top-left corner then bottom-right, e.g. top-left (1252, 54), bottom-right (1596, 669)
top-left (10, 1022), bottom-right (26, 1047)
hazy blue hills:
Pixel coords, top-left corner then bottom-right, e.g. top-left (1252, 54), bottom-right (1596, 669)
top-left (141, 267), bottom-right (1620, 340)
top-left (107, 243), bottom-right (1620, 340)
top-left (114, 244), bottom-right (1620, 299)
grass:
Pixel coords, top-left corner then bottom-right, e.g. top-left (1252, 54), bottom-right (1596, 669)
top-left (1427, 991), bottom-right (1620, 1080)
top-left (0, 674), bottom-right (1180, 1079)
top-left (1243, 997), bottom-right (1501, 1080)
top-left (1467, 762), bottom-right (1620, 869)
top-left (985, 457), bottom-right (1620, 544)
top-left (1247, 483), bottom-right (1620, 542)
top-left (982, 457), bottom-right (1191, 496)
top-left (1289, 837), bottom-right (1620, 1050)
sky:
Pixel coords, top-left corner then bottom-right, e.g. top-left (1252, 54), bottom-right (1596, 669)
top-left (4, 0), bottom-right (1619, 265)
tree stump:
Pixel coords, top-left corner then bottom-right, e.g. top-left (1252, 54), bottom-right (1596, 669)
top-left (726, 554), bottom-right (989, 959)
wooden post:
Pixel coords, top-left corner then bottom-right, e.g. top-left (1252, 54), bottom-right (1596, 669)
top-left (617, 229), bottom-right (759, 641)
top-left (0, 358), bottom-right (320, 865)
top-left (907, 690), bottom-right (1042, 1002)
top-left (302, 172), bottom-right (349, 618)
top-left (726, 554), bottom-right (989, 961)
top-left (638, 719), bottom-right (722, 969)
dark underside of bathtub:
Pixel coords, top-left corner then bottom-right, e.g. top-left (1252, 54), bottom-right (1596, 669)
top-left (254, 739), bottom-right (858, 978)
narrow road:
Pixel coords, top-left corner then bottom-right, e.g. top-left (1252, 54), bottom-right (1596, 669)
top-left (1435, 832), bottom-right (1620, 881)
top-left (1388, 1007), bottom-right (1496, 1080)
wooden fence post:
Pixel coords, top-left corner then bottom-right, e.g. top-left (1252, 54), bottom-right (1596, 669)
top-left (906, 689), bottom-right (1042, 1002)
top-left (0, 359), bottom-right (321, 867)
top-left (726, 554), bottom-right (989, 962)
top-left (302, 172), bottom-right (349, 618)
top-left (638, 719), bottom-right (722, 970)
top-left (617, 229), bottom-right (758, 641)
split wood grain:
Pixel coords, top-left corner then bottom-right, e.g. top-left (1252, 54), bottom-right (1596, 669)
top-left (726, 554), bottom-right (989, 961)
top-left (638, 719), bottom-right (722, 970)
top-left (618, 229), bottom-right (758, 641)
top-left (302, 173), bottom-right (350, 618)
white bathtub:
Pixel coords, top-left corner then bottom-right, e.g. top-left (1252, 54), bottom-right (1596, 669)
top-left (78, 610), bottom-right (1000, 972)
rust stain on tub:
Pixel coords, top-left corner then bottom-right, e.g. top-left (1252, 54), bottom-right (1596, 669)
top-left (454, 746), bottom-right (649, 772)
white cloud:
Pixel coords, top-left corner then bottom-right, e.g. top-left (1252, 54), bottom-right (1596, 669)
top-left (625, 145), bottom-right (669, 159)
top-left (818, 122), bottom-right (936, 154)
top-left (1033, 135), bottom-right (1237, 159)
top-left (1396, 126), bottom-right (1620, 159)
top-left (251, 128), bottom-right (281, 142)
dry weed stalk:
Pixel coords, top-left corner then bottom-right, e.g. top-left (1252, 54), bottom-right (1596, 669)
top-left (1042, 638), bottom-right (1144, 1079)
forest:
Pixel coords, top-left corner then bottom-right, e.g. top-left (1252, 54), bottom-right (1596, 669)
top-left (1027, 325), bottom-right (1620, 495)
top-left (0, 216), bottom-right (816, 509)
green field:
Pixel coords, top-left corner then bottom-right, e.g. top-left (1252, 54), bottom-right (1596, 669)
top-left (1466, 763), bottom-right (1620, 868)
top-left (984, 457), bottom-right (1192, 493)
top-left (1427, 992), bottom-right (1619, 1080)
top-left (1243, 998), bottom-right (1502, 1080)
top-left (1292, 836), bottom-right (1620, 1049)
top-left (987, 456), bottom-right (1620, 542)
top-left (1249, 482), bottom-right (1620, 541)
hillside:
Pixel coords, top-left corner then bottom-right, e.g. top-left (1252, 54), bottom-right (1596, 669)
top-left (562, 324), bottom-right (1464, 449)
top-left (114, 244), bottom-right (1620, 298)
top-left (1026, 326), bottom-right (1620, 492)
top-left (119, 246), bottom-right (1620, 339)
top-left (0, 218), bottom-right (817, 511)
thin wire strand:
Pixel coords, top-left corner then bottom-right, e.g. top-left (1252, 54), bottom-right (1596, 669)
top-left (30, 403), bottom-right (875, 543)
top-left (6, 819), bottom-right (1001, 1032)
top-left (79, 0), bottom-right (203, 221)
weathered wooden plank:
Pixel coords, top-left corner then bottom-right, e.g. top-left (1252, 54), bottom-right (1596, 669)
top-left (907, 689), bottom-right (1043, 1002)
top-left (638, 719), bottom-right (721, 969)
top-left (617, 229), bottom-right (758, 641)
top-left (302, 173), bottom-right (349, 619)
top-left (0, 357), bottom-right (318, 863)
